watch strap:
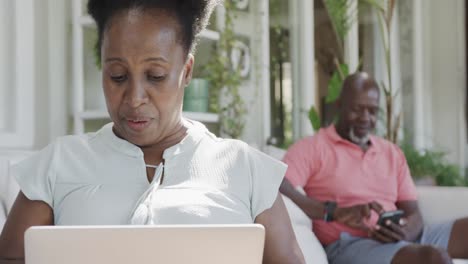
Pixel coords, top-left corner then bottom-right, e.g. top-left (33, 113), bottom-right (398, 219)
top-left (323, 201), bottom-right (337, 222)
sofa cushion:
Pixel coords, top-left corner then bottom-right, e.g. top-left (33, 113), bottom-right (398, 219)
top-left (417, 186), bottom-right (468, 225)
top-left (0, 158), bottom-right (14, 231)
top-left (0, 154), bottom-right (26, 232)
top-left (417, 186), bottom-right (468, 264)
top-left (0, 204), bottom-right (6, 232)
top-left (282, 194), bottom-right (328, 264)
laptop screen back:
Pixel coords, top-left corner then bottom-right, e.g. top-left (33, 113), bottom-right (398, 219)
top-left (25, 225), bottom-right (265, 264)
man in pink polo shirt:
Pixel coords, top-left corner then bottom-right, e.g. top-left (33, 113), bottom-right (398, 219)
top-left (280, 72), bottom-right (468, 264)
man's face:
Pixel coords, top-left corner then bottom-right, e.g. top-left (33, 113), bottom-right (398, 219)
top-left (340, 88), bottom-right (379, 144)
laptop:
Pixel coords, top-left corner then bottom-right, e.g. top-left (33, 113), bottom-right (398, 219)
top-left (25, 224), bottom-right (265, 264)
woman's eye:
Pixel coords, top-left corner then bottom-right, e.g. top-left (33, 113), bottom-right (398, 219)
top-left (110, 75), bottom-right (127, 83)
top-left (148, 74), bottom-right (165, 82)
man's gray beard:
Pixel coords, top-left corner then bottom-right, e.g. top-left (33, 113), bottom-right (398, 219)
top-left (349, 127), bottom-right (370, 146)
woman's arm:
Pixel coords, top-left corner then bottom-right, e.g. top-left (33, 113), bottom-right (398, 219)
top-left (0, 192), bottom-right (54, 263)
top-left (280, 178), bottom-right (326, 220)
top-left (255, 194), bottom-right (305, 264)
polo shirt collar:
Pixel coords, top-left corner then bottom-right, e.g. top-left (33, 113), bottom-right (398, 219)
top-left (325, 125), bottom-right (380, 153)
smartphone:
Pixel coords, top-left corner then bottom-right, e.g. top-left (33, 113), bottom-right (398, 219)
top-left (377, 210), bottom-right (404, 226)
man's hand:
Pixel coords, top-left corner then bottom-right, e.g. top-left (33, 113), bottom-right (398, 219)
top-left (370, 218), bottom-right (409, 243)
top-left (333, 201), bottom-right (384, 231)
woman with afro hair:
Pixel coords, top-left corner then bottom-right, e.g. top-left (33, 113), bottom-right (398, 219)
top-left (0, 1), bottom-right (305, 263)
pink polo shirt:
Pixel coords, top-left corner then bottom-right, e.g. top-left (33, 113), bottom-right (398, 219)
top-left (283, 125), bottom-right (417, 246)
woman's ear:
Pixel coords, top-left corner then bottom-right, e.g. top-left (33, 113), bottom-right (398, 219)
top-left (183, 54), bottom-right (195, 87)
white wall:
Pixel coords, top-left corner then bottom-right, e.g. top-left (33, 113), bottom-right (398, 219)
top-left (422, 0), bottom-right (466, 167)
top-left (34, 1), bottom-right (50, 149)
top-left (32, 0), bottom-right (70, 150)
top-left (0, 1), bottom-right (14, 134)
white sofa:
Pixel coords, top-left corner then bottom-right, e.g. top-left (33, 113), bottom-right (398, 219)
top-left (0, 158), bottom-right (19, 230)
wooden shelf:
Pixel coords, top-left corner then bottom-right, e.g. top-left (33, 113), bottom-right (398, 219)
top-left (199, 29), bottom-right (220, 41)
top-left (78, 110), bottom-right (219, 123)
top-left (78, 110), bottom-right (109, 120)
top-left (183, 111), bottom-right (219, 123)
top-left (79, 15), bottom-right (95, 27)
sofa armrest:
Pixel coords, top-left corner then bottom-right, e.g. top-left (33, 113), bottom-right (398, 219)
top-left (0, 158), bottom-right (21, 231)
top-left (416, 186), bottom-right (468, 225)
top-left (282, 194), bottom-right (328, 264)
top-left (0, 203), bottom-right (6, 231)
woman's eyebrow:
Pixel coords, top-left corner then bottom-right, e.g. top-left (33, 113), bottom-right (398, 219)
top-left (104, 57), bottom-right (169, 64)
top-left (143, 57), bottom-right (169, 64)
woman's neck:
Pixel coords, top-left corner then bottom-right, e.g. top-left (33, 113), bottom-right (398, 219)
top-left (141, 121), bottom-right (189, 165)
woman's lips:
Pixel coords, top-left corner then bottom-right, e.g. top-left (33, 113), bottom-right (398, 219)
top-left (126, 119), bottom-right (151, 132)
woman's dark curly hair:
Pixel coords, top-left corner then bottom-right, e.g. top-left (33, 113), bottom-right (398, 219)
top-left (87, 0), bottom-right (221, 58)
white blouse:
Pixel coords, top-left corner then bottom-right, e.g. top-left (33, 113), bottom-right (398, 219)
top-left (12, 121), bottom-right (286, 225)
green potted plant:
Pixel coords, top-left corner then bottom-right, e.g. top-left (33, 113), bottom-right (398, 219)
top-left (400, 143), bottom-right (467, 186)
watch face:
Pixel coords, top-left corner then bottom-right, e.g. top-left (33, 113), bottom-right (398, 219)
top-left (325, 201), bottom-right (337, 222)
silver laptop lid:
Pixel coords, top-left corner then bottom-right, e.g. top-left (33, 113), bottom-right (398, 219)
top-left (25, 224), bottom-right (265, 264)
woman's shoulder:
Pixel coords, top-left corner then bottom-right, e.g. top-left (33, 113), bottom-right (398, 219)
top-left (188, 120), bottom-right (249, 151)
top-left (27, 128), bottom-right (109, 165)
top-left (200, 132), bottom-right (250, 153)
top-left (200, 134), bottom-right (284, 166)
top-left (51, 131), bottom-right (101, 152)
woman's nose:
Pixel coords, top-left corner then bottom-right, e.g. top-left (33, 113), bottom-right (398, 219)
top-left (124, 80), bottom-right (148, 108)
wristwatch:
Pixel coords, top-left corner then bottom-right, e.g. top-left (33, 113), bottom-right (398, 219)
top-left (323, 201), bottom-right (337, 222)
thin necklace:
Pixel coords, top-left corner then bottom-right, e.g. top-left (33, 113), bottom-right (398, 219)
top-left (145, 164), bottom-right (159, 169)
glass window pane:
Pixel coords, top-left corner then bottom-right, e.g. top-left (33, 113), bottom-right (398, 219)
top-left (269, 0), bottom-right (294, 148)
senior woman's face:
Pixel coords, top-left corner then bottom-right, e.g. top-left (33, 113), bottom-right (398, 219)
top-left (101, 9), bottom-right (193, 146)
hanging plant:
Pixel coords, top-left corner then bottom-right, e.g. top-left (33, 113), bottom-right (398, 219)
top-left (204, 0), bottom-right (247, 139)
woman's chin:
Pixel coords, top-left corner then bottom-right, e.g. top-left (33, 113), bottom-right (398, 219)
top-left (115, 122), bottom-right (156, 146)
top-left (124, 134), bottom-right (154, 147)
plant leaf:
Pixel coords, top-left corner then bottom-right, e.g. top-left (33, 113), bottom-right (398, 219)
top-left (360, 0), bottom-right (386, 13)
top-left (324, 0), bottom-right (357, 47)
top-left (308, 106), bottom-right (321, 132)
top-left (326, 63), bottom-right (349, 103)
